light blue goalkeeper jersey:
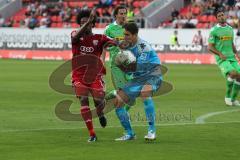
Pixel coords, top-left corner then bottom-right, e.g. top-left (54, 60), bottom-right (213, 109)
top-left (127, 38), bottom-right (161, 79)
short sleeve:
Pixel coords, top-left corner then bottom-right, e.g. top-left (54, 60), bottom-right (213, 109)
top-left (208, 28), bottom-right (216, 44)
top-left (101, 35), bottom-right (115, 48)
top-left (104, 27), bottom-right (111, 37)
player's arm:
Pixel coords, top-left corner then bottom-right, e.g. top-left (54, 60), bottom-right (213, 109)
top-left (208, 43), bottom-right (226, 60)
top-left (233, 43), bottom-right (238, 54)
top-left (71, 9), bottom-right (96, 43)
top-left (231, 29), bottom-right (240, 60)
top-left (101, 35), bottom-right (118, 64)
top-left (208, 30), bottom-right (226, 60)
top-left (101, 49), bottom-right (107, 65)
top-left (232, 43), bottom-right (240, 60)
top-left (117, 61), bottom-right (136, 72)
top-left (102, 28), bottom-right (111, 65)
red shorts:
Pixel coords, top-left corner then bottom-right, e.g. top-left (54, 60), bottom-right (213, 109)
top-left (72, 78), bottom-right (105, 99)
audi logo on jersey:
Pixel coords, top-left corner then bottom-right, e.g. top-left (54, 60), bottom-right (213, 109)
top-left (80, 46), bottom-right (94, 53)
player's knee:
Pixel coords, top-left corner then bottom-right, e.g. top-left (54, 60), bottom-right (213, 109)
top-left (80, 96), bottom-right (89, 106)
top-left (236, 74), bottom-right (240, 82)
top-left (114, 97), bottom-right (123, 108)
top-left (93, 98), bottom-right (105, 108)
top-left (140, 85), bottom-right (153, 99)
top-left (228, 71), bottom-right (238, 79)
top-left (140, 91), bottom-right (152, 100)
top-left (114, 90), bottom-right (128, 107)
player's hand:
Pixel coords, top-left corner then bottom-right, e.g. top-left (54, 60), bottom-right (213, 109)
top-left (236, 53), bottom-right (240, 61)
top-left (117, 62), bottom-right (136, 73)
top-left (119, 41), bottom-right (130, 49)
top-left (219, 54), bottom-right (227, 60)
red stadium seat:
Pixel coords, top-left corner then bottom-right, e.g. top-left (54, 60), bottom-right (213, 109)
top-left (13, 16), bottom-right (25, 22)
top-left (196, 23), bottom-right (203, 28)
top-left (87, 2), bottom-right (95, 8)
top-left (207, 15), bottom-right (217, 23)
top-left (202, 23), bottom-right (209, 28)
top-left (71, 23), bottom-right (79, 28)
top-left (191, 7), bottom-right (201, 15)
top-left (51, 16), bottom-right (58, 22)
top-left (51, 23), bottom-right (57, 27)
top-left (69, 2), bottom-right (79, 7)
top-left (180, 5), bottom-right (190, 16)
top-left (133, 1), bottom-right (140, 8)
top-left (57, 23), bottom-right (63, 28)
top-left (198, 15), bottom-right (208, 23)
top-left (13, 22), bottom-right (20, 28)
top-left (196, 22), bottom-right (209, 28)
top-left (71, 15), bottom-right (76, 22)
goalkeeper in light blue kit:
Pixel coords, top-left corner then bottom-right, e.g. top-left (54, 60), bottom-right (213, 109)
top-left (114, 22), bottom-right (162, 141)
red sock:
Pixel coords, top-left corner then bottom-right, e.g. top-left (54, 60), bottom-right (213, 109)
top-left (80, 106), bottom-right (95, 136)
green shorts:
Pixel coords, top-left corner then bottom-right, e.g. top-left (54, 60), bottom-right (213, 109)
top-left (111, 65), bottom-right (132, 89)
top-left (218, 59), bottom-right (240, 77)
top-left (111, 65), bottom-right (135, 106)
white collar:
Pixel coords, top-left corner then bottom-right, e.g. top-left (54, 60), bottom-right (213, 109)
top-left (216, 23), bottom-right (228, 27)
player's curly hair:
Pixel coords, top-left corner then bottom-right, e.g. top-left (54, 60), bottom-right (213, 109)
top-left (76, 9), bottom-right (96, 26)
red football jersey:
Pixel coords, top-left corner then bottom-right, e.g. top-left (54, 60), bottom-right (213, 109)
top-left (71, 31), bottom-right (113, 83)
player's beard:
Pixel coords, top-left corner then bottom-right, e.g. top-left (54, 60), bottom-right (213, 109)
top-left (220, 20), bottom-right (225, 24)
top-left (85, 27), bottom-right (92, 35)
top-left (85, 30), bottom-right (91, 35)
top-left (219, 17), bottom-right (226, 25)
top-left (119, 17), bottom-right (126, 25)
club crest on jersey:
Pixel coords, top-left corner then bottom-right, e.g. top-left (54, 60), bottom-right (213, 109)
top-left (93, 40), bottom-right (98, 46)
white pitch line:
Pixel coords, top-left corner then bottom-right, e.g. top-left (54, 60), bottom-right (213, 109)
top-left (1, 121), bottom-right (240, 133)
top-left (195, 109), bottom-right (240, 124)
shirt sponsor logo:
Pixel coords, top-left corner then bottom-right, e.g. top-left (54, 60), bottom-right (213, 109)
top-left (80, 46), bottom-right (94, 53)
top-left (220, 36), bottom-right (232, 41)
top-left (115, 37), bottom-right (124, 41)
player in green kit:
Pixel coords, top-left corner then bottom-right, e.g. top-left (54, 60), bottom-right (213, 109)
top-left (104, 5), bottom-right (136, 140)
top-left (208, 10), bottom-right (240, 106)
top-left (104, 5), bottom-right (131, 99)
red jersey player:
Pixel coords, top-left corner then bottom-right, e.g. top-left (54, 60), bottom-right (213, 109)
top-left (71, 8), bottom-right (115, 142)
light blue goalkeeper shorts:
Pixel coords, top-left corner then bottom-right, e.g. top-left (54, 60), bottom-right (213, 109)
top-left (121, 75), bottom-right (162, 104)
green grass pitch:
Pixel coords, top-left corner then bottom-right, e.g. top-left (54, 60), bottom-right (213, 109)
top-left (0, 59), bottom-right (240, 160)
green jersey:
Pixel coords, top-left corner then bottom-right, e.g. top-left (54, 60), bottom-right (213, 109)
top-left (208, 24), bottom-right (235, 63)
top-left (104, 21), bottom-right (124, 66)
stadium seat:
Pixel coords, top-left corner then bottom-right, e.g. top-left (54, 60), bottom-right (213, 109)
top-left (180, 6), bottom-right (189, 16)
top-left (191, 7), bottom-right (201, 15)
top-left (57, 23), bottom-right (63, 28)
top-left (71, 23), bottom-right (78, 28)
top-left (207, 15), bottom-right (217, 23)
top-left (13, 22), bottom-right (20, 28)
top-left (87, 2), bottom-right (95, 8)
top-left (51, 16), bottom-right (58, 22)
top-left (202, 23), bottom-right (209, 28)
top-left (51, 23), bottom-right (57, 28)
top-left (198, 15), bottom-right (208, 23)
top-left (196, 23), bottom-right (203, 28)
top-left (133, 1), bottom-right (140, 8)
